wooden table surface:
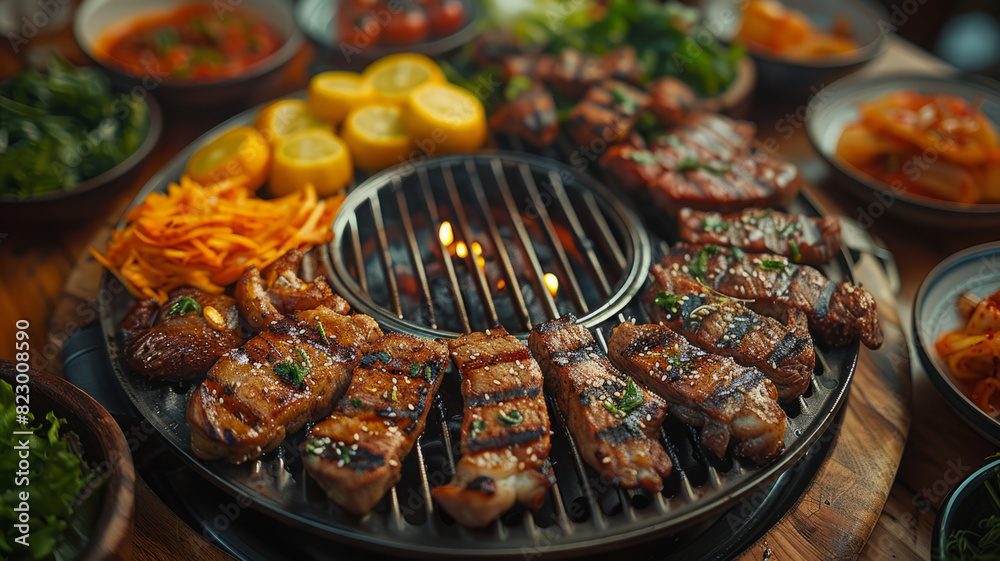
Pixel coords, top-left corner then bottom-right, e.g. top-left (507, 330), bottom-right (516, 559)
top-left (1, 25), bottom-right (996, 561)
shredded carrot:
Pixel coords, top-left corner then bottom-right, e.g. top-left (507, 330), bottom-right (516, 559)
top-left (91, 176), bottom-right (343, 302)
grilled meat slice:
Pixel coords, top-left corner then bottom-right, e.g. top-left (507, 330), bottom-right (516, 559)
top-left (472, 29), bottom-right (540, 68)
top-left (663, 243), bottom-right (883, 349)
top-left (566, 79), bottom-right (651, 148)
top-left (679, 208), bottom-right (843, 266)
top-left (647, 77), bottom-right (697, 126)
top-left (432, 328), bottom-right (555, 528)
top-left (302, 333), bottom-right (449, 515)
top-left (601, 112), bottom-right (802, 213)
top-left (643, 272), bottom-right (814, 400)
top-left (236, 249), bottom-right (350, 332)
top-left (501, 47), bottom-right (641, 98)
top-left (529, 315), bottom-right (672, 491)
top-left (607, 321), bottom-right (786, 464)
top-left (490, 82), bottom-right (559, 147)
top-left (122, 288), bottom-right (245, 381)
top-left (187, 308), bottom-right (382, 463)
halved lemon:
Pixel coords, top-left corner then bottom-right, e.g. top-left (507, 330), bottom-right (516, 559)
top-left (362, 53), bottom-right (445, 105)
top-left (308, 71), bottom-right (374, 126)
top-left (404, 82), bottom-right (487, 156)
top-left (269, 129), bottom-right (353, 197)
top-left (185, 126), bottom-right (270, 190)
top-left (341, 105), bottom-right (413, 171)
top-left (254, 99), bottom-right (328, 146)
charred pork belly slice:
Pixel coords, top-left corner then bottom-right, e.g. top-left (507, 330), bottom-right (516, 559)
top-left (432, 327), bottom-right (555, 528)
top-left (647, 77), bottom-right (697, 126)
top-left (501, 47), bottom-right (641, 98)
top-left (187, 308), bottom-right (382, 463)
top-left (600, 112), bottom-right (802, 213)
top-left (678, 207), bottom-right (843, 266)
top-left (607, 321), bottom-right (786, 465)
top-left (302, 333), bottom-right (450, 516)
top-left (490, 81), bottom-right (559, 147)
top-left (566, 79), bottom-right (651, 148)
top-left (643, 272), bottom-right (815, 400)
top-left (236, 249), bottom-right (350, 332)
top-left (529, 315), bottom-right (672, 492)
top-left (122, 288), bottom-right (245, 381)
top-left (663, 243), bottom-right (883, 349)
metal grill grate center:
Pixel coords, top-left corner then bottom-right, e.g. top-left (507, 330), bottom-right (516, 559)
top-left (326, 152), bottom-right (650, 338)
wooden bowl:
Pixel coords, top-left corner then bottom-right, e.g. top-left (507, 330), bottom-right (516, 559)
top-left (0, 360), bottom-right (135, 561)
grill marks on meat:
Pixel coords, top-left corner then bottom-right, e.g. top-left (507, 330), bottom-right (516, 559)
top-left (502, 47), bottom-right (642, 98)
top-left (432, 328), bottom-right (555, 528)
top-left (529, 315), bottom-right (672, 492)
top-left (122, 288), bottom-right (246, 381)
top-left (187, 307), bottom-right (382, 463)
top-left (607, 321), bottom-right (786, 464)
top-left (302, 333), bottom-right (449, 515)
top-left (643, 273), bottom-right (814, 400)
top-left (490, 82), bottom-right (559, 147)
top-left (236, 249), bottom-right (350, 333)
top-left (601, 113), bottom-right (802, 213)
top-left (665, 243), bottom-right (883, 349)
top-left (679, 208), bottom-right (843, 266)
top-left (566, 80), bottom-right (651, 149)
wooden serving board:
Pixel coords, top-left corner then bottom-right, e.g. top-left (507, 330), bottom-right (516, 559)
top-left (46, 179), bottom-right (910, 561)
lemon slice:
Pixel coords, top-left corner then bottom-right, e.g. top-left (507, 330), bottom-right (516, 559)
top-left (404, 82), bottom-right (487, 156)
top-left (270, 129), bottom-right (353, 197)
top-left (254, 99), bottom-right (328, 146)
top-left (362, 53), bottom-right (445, 105)
top-left (185, 126), bottom-right (270, 190)
top-left (341, 104), bottom-right (413, 171)
top-left (308, 71), bottom-right (373, 126)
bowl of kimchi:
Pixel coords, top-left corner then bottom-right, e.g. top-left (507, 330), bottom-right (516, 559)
top-left (73, 0), bottom-right (304, 106)
top-left (806, 74), bottom-right (1000, 228)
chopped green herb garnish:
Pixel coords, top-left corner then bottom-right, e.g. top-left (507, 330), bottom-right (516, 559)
top-left (470, 420), bottom-right (486, 439)
top-left (503, 75), bottom-right (534, 102)
top-left (603, 401), bottom-right (621, 415)
top-left (390, 386), bottom-right (398, 402)
top-left (688, 245), bottom-right (722, 278)
top-left (677, 158), bottom-right (731, 174)
top-left (654, 291), bottom-right (681, 314)
top-left (499, 410), bottom-right (524, 425)
top-left (611, 85), bottom-right (640, 114)
top-left (424, 365), bottom-right (433, 381)
top-left (789, 241), bottom-right (801, 262)
top-left (618, 379), bottom-right (644, 413)
top-left (334, 442), bottom-right (352, 464)
top-left (701, 215), bottom-right (730, 233)
top-left (169, 295), bottom-right (201, 316)
top-left (777, 219), bottom-right (799, 238)
top-left (758, 259), bottom-right (786, 272)
top-left (304, 437), bottom-right (327, 455)
top-left (375, 350), bottom-right (391, 363)
top-left (663, 134), bottom-right (683, 148)
top-left (351, 398), bottom-right (360, 407)
top-left (730, 247), bottom-right (745, 260)
top-left (295, 347), bottom-right (311, 367)
top-left (317, 321), bottom-right (329, 344)
top-left (704, 244), bottom-right (721, 255)
top-left (628, 150), bottom-right (658, 165)
top-left (409, 363), bottom-right (423, 377)
top-left (274, 361), bottom-right (307, 388)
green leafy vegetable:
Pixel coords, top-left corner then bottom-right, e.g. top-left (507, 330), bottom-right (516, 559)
top-left (758, 259), bottom-right (786, 272)
top-left (499, 410), bottom-right (524, 425)
top-left (654, 291), bottom-right (681, 314)
top-left (1, 380), bottom-right (95, 561)
top-left (0, 55), bottom-right (151, 198)
top-left (168, 295), bottom-right (201, 316)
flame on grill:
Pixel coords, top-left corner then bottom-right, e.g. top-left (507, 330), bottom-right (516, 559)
top-left (455, 242), bottom-right (468, 258)
top-left (497, 279), bottom-right (506, 290)
top-left (544, 273), bottom-right (559, 297)
top-left (439, 221), bottom-right (454, 246)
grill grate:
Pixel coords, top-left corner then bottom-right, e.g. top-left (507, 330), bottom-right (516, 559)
top-left (326, 152), bottom-right (650, 339)
top-left (101, 144), bottom-right (857, 559)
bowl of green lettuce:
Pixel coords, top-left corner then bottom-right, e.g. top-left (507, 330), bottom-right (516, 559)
top-left (1, 361), bottom-right (134, 561)
top-left (0, 56), bottom-right (161, 228)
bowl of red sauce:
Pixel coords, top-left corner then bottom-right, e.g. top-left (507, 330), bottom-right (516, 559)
top-left (74, 0), bottom-right (304, 106)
